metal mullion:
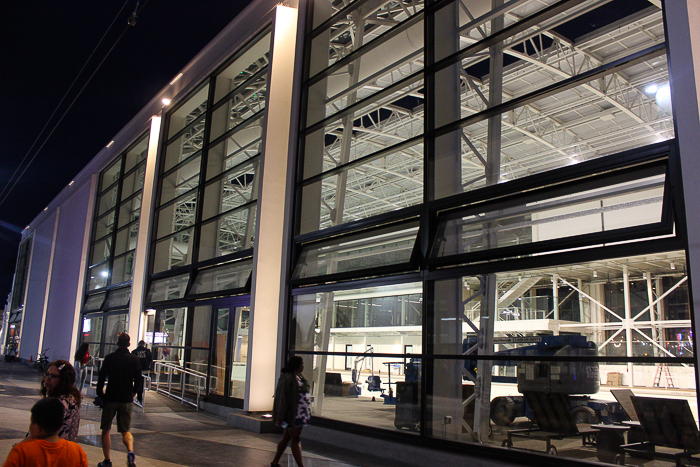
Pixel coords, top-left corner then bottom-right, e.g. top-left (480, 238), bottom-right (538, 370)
top-left (207, 110), bottom-right (266, 148)
top-left (426, 142), bottom-right (672, 216)
top-left (103, 156), bottom-right (127, 288)
top-left (165, 113), bottom-right (207, 146)
top-left (300, 134), bottom-right (423, 187)
top-left (303, 70), bottom-right (424, 135)
top-left (294, 214), bottom-right (419, 247)
top-left (424, 236), bottom-right (683, 284)
top-left (427, 221), bottom-right (673, 270)
top-left (210, 65), bottom-right (269, 114)
top-left (306, 10), bottom-right (425, 87)
top-left (290, 272), bottom-right (423, 295)
top-left (308, 0), bottom-right (375, 40)
top-left (204, 154), bottom-right (261, 188)
top-left (432, 43), bottom-right (667, 141)
top-left (435, 159), bottom-right (668, 223)
top-left (160, 150), bottom-right (203, 180)
top-left (202, 199), bottom-right (258, 225)
top-left (290, 262), bottom-right (419, 288)
top-left (426, 0), bottom-right (590, 81)
top-left (190, 80), bottom-right (216, 267)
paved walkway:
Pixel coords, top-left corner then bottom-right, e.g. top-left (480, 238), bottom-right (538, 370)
top-left (0, 360), bottom-right (388, 467)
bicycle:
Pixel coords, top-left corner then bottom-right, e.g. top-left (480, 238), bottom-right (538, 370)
top-left (35, 348), bottom-right (50, 372)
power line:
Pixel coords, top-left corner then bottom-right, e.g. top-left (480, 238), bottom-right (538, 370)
top-left (0, 0), bottom-right (134, 209)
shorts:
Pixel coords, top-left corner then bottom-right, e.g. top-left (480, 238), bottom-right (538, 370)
top-left (100, 401), bottom-right (133, 433)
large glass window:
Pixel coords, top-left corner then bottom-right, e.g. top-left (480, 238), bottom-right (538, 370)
top-left (152, 30), bottom-right (272, 276)
top-left (86, 133), bottom-right (149, 291)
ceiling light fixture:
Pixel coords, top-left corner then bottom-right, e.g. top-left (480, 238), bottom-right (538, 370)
top-left (162, 97), bottom-right (172, 106)
top-left (670, 262), bottom-right (676, 270)
top-left (593, 270), bottom-right (598, 278)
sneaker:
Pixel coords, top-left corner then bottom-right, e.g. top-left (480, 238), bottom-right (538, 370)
top-left (98, 460), bottom-right (112, 467)
top-left (127, 451), bottom-right (136, 467)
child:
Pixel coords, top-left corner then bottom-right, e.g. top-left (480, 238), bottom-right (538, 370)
top-left (3, 397), bottom-right (87, 467)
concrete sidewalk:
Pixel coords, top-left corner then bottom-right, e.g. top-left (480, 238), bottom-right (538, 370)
top-left (0, 360), bottom-right (390, 467)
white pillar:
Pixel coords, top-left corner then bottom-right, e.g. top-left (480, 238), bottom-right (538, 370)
top-left (128, 116), bottom-right (162, 343)
top-left (245, 5), bottom-right (299, 412)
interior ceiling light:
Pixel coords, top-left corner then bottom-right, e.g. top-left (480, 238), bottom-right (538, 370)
top-left (162, 97), bottom-right (172, 106)
top-left (593, 270), bottom-right (598, 278)
top-left (670, 262), bottom-right (676, 270)
top-left (645, 83), bottom-right (658, 94)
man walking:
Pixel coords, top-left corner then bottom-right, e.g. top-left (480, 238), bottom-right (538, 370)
top-left (96, 332), bottom-right (142, 467)
top-left (131, 341), bottom-right (152, 403)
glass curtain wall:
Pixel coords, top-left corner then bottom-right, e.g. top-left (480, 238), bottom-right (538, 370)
top-left (6, 237), bottom-right (32, 347)
top-left (151, 30), bottom-right (272, 275)
top-left (293, 0), bottom-right (691, 464)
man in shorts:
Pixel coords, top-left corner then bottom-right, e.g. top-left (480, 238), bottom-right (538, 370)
top-left (96, 333), bottom-right (142, 467)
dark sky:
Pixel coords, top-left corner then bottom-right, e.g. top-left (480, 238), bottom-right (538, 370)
top-left (0, 1), bottom-right (250, 304)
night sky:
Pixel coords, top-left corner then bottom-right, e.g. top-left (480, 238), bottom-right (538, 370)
top-left (0, 1), bottom-right (250, 304)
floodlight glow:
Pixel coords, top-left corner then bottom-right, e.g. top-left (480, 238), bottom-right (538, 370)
top-left (645, 83), bottom-right (658, 94)
top-left (100, 271), bottom-right (109, 278)
top-left (162, 97), bottom-right (172, 106)
top-left (655, 83), bottom-right (672, 109)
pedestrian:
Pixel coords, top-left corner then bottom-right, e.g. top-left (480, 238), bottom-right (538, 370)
top-left (96, 333), bottom-right (142, 467)
top-left (131, 341), bottom-right (152, 403)
top-left (39, 361), bottom-right (81, 441)
top-left (271, 356), bottom-right (310, 467)
top-left (2, 397), bottom-right (88, 467)
top-left (73, 343), bottom-right (90, 392)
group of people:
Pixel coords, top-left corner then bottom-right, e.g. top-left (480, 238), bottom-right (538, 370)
top-left (3, 333), bottom-right (144, 467)
top-left (2, 334), bottom-right (311, 467)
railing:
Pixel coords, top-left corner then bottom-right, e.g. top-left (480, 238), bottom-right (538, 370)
top-left (153, 361), bottom-right (206, 411)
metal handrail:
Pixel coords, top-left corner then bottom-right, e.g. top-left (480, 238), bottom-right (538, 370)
top-left (153, 361), bottom-right (206, 411)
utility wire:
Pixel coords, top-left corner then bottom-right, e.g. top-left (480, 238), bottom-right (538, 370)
top-left (0, 0), bottom-right (138, 209)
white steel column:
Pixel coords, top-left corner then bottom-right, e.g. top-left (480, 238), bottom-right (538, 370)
top-left (552, 275), bottom-right (560, 322)
top-left (128, 116), bottom-right (162, 342)
top-left (245, 5), bottom-right (299, 412)
top-left (37, 209), bottom-right (61, 357)
top-left (623, 266), bottom-right (634, 387)
top-left (69, 174), bottom-right (98, 360)
top-left (665, 1), bottom-right (700, 395)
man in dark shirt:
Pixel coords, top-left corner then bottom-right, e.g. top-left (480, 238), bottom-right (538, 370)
top-left (96, 332), bottom-right (142, 467)
top-left (131, 340), bottom-right (153, 374)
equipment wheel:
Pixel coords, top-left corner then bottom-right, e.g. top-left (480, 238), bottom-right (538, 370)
top-left (571, 406), bottom-right (598, 425)
top-left (502, 439), bottom-right (513, 448)
top-left (490, 397), bottom-right (516, 426)
top-left (548, 446), bottom-right (558, 456)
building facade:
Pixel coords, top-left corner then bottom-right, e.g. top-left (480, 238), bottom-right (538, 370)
top-left (4, 0), bottom-right (700, 465)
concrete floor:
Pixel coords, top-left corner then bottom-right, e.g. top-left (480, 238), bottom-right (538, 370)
top-left (0, 360), bottom-right (393, 467)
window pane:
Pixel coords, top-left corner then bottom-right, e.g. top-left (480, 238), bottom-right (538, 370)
top-left (302, 79), bottom-right (425, 180)
top-left (213, 32), bottom-right (271, 104)
top-left (112, 253), bottom-right (135, 284)
top-left (206, 126), bottom-right (263, 181)
top-left (124, 135), bottom-right (149, 172)
top-left (82, 293), bottom-right (106, 312)
top-left (114, 223), bottom-right (138, 256)
top-left (189, 260), bottom-right (252, 296)
top-left (103, 313), bottom-right (128, 348)
top-left (97, 185), bottom-right (119, 217)
top-left (299, 142), bottom-right (423, 233)
top-left (146, 274), bottom-right (189, 303)
top-left (104, 287), bottom-right (131, 309)
top-left (202, 160), bottom-right (258, 220)
top-left (306, 22), bottom-right (424, 127)
top-left (118, 194), bottom-right (142, 229)
top-left (94, 211), bottom-right (115, 241)
top-left (230, 306), bottom-right (249, 399)
top-left (156, 192), bottom-right (199, 239)
top-left (209, 75), bottom-right (267, 142)
top-left (164, 130), bottom-right (203, 174)
top-left (100, 160), bottom-right (122, 192)
top-left (431, 169), bottom-right (666, 260)
top-left (90, 237), bottom-right (112, 265)
top-left (121, 163), bottom-right (146, 199)
top-left (157, 307), bottom-right (188, 348)
top-left (160, 156), bottom-right (201, 205)
top-left (152, 228), bottom-right (195, 274)
top-left (81, 314), bottom-right (103, 345)
top-left (191, 305), bottom-right (212, 349)
top-left (292, 222), bottom-right (419, 281)
top-left (199, 206), bottom-right (256, 261)
top-left (210, 306), bottom-right (230, 396)
top-left (88, 263), bottom-right (110, 291)
top-left (167, 85), bottom-right (209, 136)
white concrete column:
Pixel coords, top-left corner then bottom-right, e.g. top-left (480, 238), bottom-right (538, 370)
top-left (245, 5), bottom-right (299, 412)
top-left (665, 0), bottom-right (700, 395)
top-left (37, 209), bottom-right (61, 356)
top-left (128, 116), bottom-right (162, 342)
